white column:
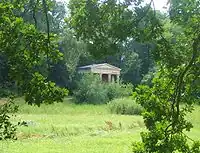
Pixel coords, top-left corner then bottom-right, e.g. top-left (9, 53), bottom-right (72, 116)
top-left (117, 75), bottom-right (120, 83)
top-left (108, 74), bottom-right (111, 82)
top-left (111, 75), bottom-right (114, 83)
top-left (99, 73), bottom-right (102, 81)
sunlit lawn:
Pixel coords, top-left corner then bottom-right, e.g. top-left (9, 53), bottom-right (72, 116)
top-left (0, 98), bottom-right (200, 153)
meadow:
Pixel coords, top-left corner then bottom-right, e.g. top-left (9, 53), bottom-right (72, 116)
top-left (0, 98), bottom-right (200, 153)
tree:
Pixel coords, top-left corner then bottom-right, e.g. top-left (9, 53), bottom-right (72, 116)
top-left (68, 0), bottom-right (161, 85)
top-left (68, 0), bottom-right (200, 152)
top-left (68, 0), bottom-right (161, 58)
top-left (48, 28), bottom-right (89, 91)
top-left (0, 1), bottom-right (68, 105)
top-left (0, 0), bottom-right (68, 97)
top-left (0, 0), bottom-right (68, 140)
top-left (12, 0), bottom-right (67, 33)
top-left (120, 40), bottom-right (154, 85)
top-left (61, 29), bottom-right (87, 80)
top-left (132, 0), bottom-right (200, 152)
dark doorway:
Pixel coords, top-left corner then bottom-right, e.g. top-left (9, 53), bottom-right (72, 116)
top-left (102, 74), bottom-right (108, 82)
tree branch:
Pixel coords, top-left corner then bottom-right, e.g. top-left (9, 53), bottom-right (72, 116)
top-left (31, 0), bottom-right (39, 28)
top-left (42, 0), bottom-right (50, 70)
top-left (173, 33), bottom-right (200, 126)
top-left (135, 0), bottom-right (153, 23)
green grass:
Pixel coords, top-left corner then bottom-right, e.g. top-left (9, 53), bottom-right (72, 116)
top-left (185, 106), bottom-right (200, 140)
top-left (0, 98), bottom-right (144, 153)
top-left (1, 98), bottom-right (200, 153)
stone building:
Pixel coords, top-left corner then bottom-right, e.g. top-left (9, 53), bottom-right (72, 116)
top-left (78, 63), bottom-right (121, 82)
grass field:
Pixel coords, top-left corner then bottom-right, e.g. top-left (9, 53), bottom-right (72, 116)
top-left (0, 98), bottom-right (200, 153)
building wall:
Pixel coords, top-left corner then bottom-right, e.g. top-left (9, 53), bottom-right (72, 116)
top-left (78, 64), bottom-right (121, 82)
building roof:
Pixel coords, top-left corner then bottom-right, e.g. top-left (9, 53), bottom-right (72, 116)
top-left (78, 63), bottom-right (121, 71)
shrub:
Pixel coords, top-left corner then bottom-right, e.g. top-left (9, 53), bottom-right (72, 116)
top-left (0, 97), bottom-right (18, 140)
top-left (140, 67), bottom-right (156, 87)
top-left (73, 73), bottom-right (134, 104)
top-left (25, 72), bottom-right (68, 106)
top-left (0, 88), bottom-right (13, 98)
top-left (73, 73), bottom-right (109, 104)
top-left (106, 83), bottom-right (133, 100)
top-left (0, 83), bottom-right (17, 98)
top-left (108, 98), bottom-right (143, 115)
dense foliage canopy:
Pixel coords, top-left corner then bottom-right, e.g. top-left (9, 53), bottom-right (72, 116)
top-left (0, 0), bottom-right (68, 106)
top-left (68, 0), bottom-right (200, 152)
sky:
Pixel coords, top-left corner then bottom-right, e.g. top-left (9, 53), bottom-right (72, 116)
top-left (57, 0), bottom-right (169, 12)
top-left (146, 0), bottom-right (169, 12)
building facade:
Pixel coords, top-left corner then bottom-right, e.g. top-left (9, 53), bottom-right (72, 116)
top-left (78, 63), bottom-right (121, 82)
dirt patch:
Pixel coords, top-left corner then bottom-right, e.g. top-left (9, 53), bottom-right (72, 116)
top-left (17, 132), bottom-right (47, 140)
top-left (0, 98), bottom-right (8, 105)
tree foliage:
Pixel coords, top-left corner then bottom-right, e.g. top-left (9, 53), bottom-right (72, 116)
top-left (61, 30), bottom-right (87, 80)
top-left (68, 0), bottom-right (200, 152)
top-left (0, 0), bottom-right (68, 140)
top-left (0, 97), bottom-right (18, 140)
top-left (68, 0), bottom-right (161, 58)
top-left (132, 0), bottom-right (200, 152)
top-left (0, 1), bottom-right (68, 105)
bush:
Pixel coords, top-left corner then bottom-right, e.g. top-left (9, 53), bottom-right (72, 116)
top-left (0, 97), bottom-right (18, 140)
top-left (0, 83), bottom-right (17, 98)
top-left (73, 73), bottom-right (109, 104)
top-left (0, 88), bottom-right (13, 98)
top-left (73, 73), bottom-right (133, 104)
top-left (140, 67), bottom-right (156, 87)
top-left (108, 98), bottom-right (143, 115)
top-left (106, 83), bottom-right (133, 100)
